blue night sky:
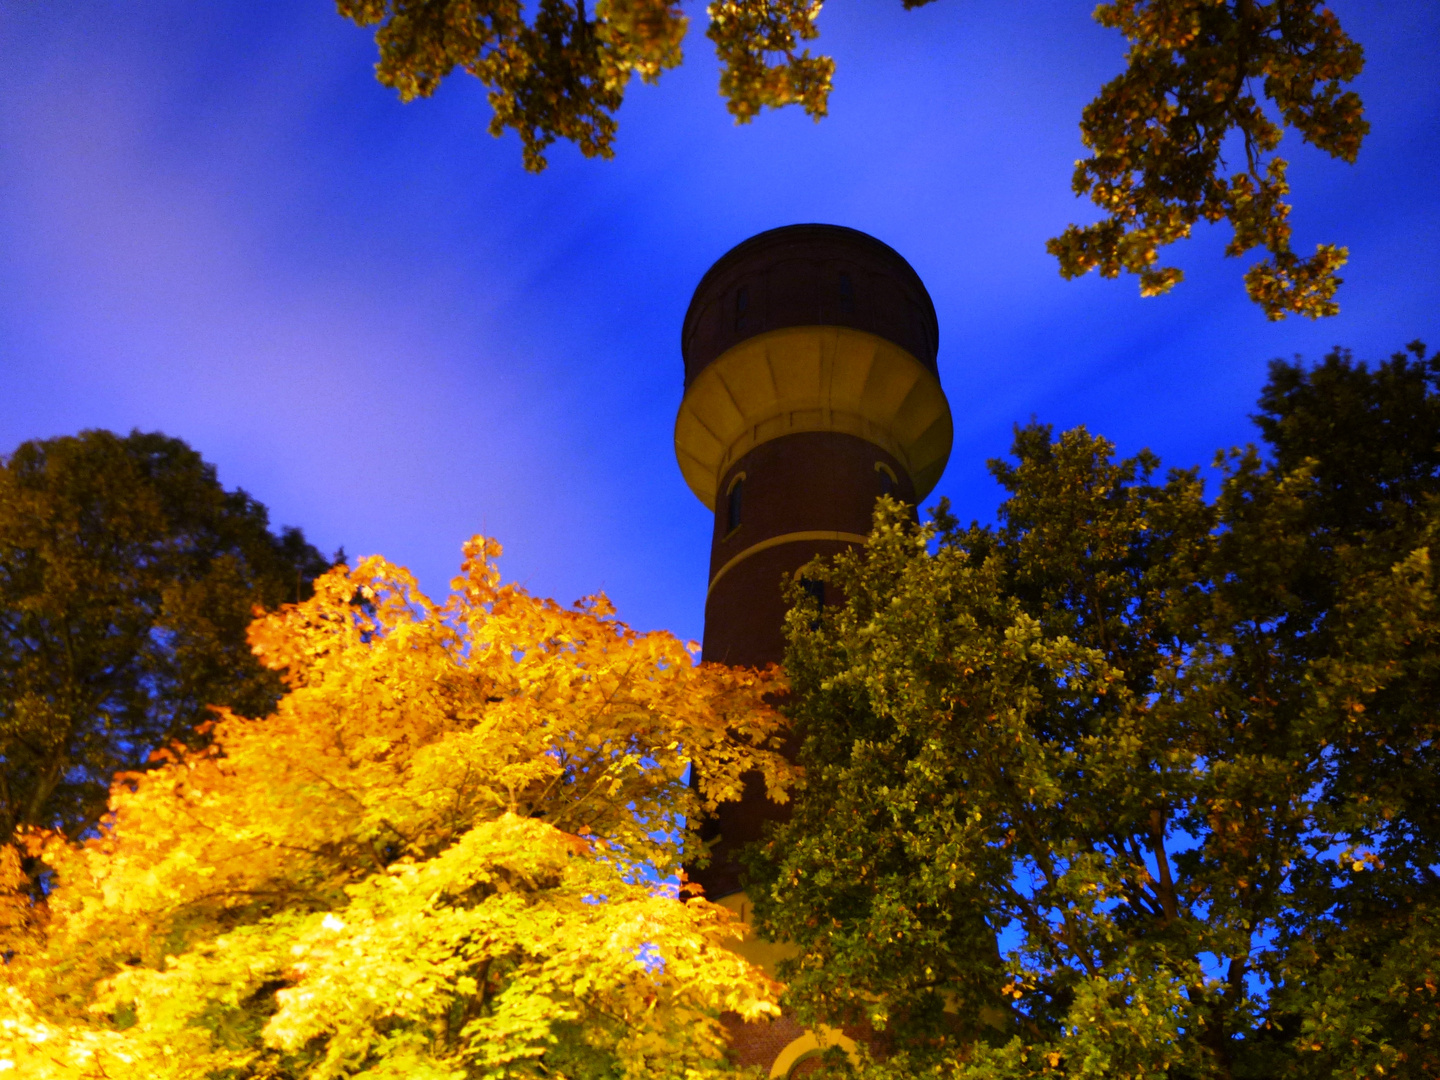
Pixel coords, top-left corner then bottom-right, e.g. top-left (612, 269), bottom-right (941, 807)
top-left (2, 1), bottom-right (1437, 646)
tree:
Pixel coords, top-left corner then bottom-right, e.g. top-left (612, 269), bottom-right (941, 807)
top-left (338, 0), bottom-right (1366, 320)
top-left (0, 429), bottom-right (334, 847)
top-left (744, 342), bottom-right (1440, 1079)
top-left (0, 538), bottom-right (792, 1078)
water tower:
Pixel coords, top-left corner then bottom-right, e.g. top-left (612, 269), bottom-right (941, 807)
top-left (676, 223), bottom-right (952, 902)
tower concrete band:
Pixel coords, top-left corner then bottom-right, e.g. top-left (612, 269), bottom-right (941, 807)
top-left (674, 224), bottom-right (953, 1074)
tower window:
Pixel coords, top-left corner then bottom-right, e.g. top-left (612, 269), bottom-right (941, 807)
top-left (800, 577), bottom-right (825, 607)
top-left (875, 461), bottom-right (899, 497)
top-left (734, 286), bottom-right (749, 331)
top-left (799, 577), bottom-right (825, 629)
top-left (838, 271), bottom-right (855, 313)
top-left (726, 475), bottom-right (744, 533)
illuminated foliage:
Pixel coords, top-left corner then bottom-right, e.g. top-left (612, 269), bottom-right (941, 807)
top-left (0, 538), bottom-right (790, 1078)
top-left (747, 343), bottom-right (1440, 1079)
top-left (1047, 1), bottom-right (1367, 319)
top-left (335, 0), bottom-right (828, 171)
top-left (337, 0), bottom-right (1366, 318)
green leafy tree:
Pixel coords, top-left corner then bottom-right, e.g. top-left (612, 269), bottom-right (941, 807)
top-left (745, 341), bottom-right (1440, 1079)
top-left (338, 0), bottom-right (1366, 319)
top-left (0, 429), bottom-right (334, 846)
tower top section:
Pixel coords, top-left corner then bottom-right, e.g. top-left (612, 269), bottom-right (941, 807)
top-left (674, 224), bottom-right (951, 509)
top-left (681, 224), bottom-right (939, 388)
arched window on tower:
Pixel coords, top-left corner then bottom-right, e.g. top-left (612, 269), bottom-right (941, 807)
top-left (725, 473), bottom-right (745, 534)
top-left (875, 460), bottom-right (899, 498)
top-left (838, 271), bottom-right (855, 313)
top-left (768, 1029), bottom-right (859, 1078)
top-left (798, 575), bottom-right (825, 630)
top-left (734, 285), bottom-right (749, 332)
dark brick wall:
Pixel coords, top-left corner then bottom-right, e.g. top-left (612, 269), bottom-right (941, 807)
top-left (691, 431), bottom-right (915, 901)
top-left (703, 431), bottom-right (914, 667)
top-left (681, 224), bottom-right (939, 387)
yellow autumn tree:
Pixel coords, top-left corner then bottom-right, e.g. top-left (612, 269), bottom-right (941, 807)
top-left (0, 537), bottom-right (790, 1079)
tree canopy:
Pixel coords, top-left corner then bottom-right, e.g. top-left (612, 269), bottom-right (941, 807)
top-left (0, 430), bottom-right (333, 847)
top-left (0, 538), bottom-right (792, 1078)
top-left (338, 0), bottom-right (1367, 320)
top-left (746, 341), bottom-right (1440, 1079)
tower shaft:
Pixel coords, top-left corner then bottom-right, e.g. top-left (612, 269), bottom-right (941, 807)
top-left (703, 430), bottom-right (914, 668)
top-left (676, 226), bottom-right (951, 904)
